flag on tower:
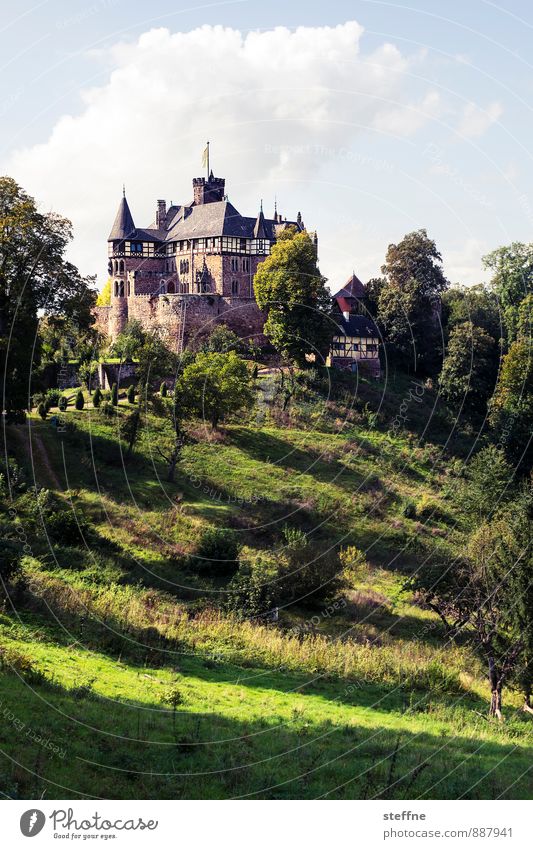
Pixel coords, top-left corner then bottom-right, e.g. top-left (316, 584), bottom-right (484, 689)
top-left (202, 143), bottom-right (209, 171)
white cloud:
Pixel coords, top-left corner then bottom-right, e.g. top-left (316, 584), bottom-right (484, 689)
top-left (457, 100), bottom-right (503, 139)
top-left (3, 21), bottom-right (437, 282)
top-left (444, 238), bottom-right (488, 284)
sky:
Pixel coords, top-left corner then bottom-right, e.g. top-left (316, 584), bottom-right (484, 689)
top-left (2, 0), bottom-right (533, 291)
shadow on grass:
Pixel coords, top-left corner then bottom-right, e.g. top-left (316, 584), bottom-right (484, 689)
top-left (0, 660), bottom-right (530, 801)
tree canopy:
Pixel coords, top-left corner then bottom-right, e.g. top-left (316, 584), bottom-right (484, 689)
top-left (253, 228), bottom-right (332, 366)
top-left (376, 229), bottom-right (448, 374)
top-left (175, 351), bottom-right (254, 429)
top-left (0, 177), bottom-right (96, 419)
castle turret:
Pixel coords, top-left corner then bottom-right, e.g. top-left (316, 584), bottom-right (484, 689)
top-left (108, 188), bottom-right (135, 242)
top-left (253, 201), bottom-right (267, 239)
top-left (192, 171), bottom-right (225, 205)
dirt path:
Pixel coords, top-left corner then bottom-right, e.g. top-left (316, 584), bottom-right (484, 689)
top-left (7, 424), bottom-right (62, 490)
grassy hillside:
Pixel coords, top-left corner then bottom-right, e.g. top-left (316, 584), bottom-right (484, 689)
top-left (1, 371), bottom-right (531, 799)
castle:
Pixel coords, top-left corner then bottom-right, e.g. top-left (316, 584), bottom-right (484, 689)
top-left (94, 166), bottom-right (312, 351)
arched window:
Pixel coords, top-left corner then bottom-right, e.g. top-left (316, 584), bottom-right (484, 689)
top-left (160, 280), bottom-right (167, 294)
top-left (119, 259), bottom-right (125, 274)
top-left (114, 280), bottom-right (118, 296)
top-left (127, 280), bottom-right (131, 296)
top-left (231, 279), bottom-right (239, 296)
top-left (167, 281), bottom-right (175, 294)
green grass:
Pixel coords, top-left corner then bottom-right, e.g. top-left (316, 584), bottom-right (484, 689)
top-left (1, 373), bottom-right (531, 799)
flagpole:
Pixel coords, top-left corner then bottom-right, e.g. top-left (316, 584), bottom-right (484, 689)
top-left (206, 140), bottom-right (210, 178)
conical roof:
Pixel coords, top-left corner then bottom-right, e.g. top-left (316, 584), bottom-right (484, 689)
top-left (253, 204), bottom-right (267, 239)
top-left (334, 271), bottom-right (366, 299)
top-left (108, 192), bottom-right (135, 241)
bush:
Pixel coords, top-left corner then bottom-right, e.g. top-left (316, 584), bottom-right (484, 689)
top-left (0, 539), bottom-right (23, 585)
top-left (58, 395), bottom-right (68, 412)
top-left (160, 382), bottom-right (168, 398)
top-left (100, 400), bottom-right (115, 418)
top-left (0, 457), bottom-right (27, 494)
top-left (75, 390), bottom-right (84, 410)
top-left (44, 388), bottom-right (61, 409)
top-left (29, 488), bottom-right (89, 545)
top-left (127, 384), bottom-right (136, 404)
top-left (92, 387), bottom-right (102, 408)
top-left (402, 499), bottom-right (417, 519)
top-left (37, 402), bottom-right (47, 420)
top-left (111, 383), bottom-right (118, 406)
top-left (226, 550), bottom-right (279, 617)
top-left (189, 527), bottom-right (239, 576)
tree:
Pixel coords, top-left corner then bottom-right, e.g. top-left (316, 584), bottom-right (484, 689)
top-left (112, 320), bottom-right (176, 397)
top-left (489, 338), bottom-right (533, 472)
top-left (111, 383), bottom-right (118, 406)
top-left (0, 178), bottom-right (96, 420)
top-left (160, 381), bottom-right (168, 397)
top-left (127, 384), bottom-right (136, 404)
top-left (96, 279), bottom-right (111, 306)
top-left (439, 322), bottom-right (499, 415)
top-left (377, 229), bottom-right (448, 374)
top-left (253, 228), bottom-right (332, 366)
top-left (409, 504), bottom-right (531, 719)
top-left (483, 242), bottom-right (533, 341)
top-left (176, 351), bottom-right (254, 429)
top-left (75, 390), bottom-right (84, 410)
top-left (37, 402), bottom-right (47, 419)
top-left (458, 446), bottom-right (514, 524)
top-left (442, 284), bottom-right (503, 343)
top-left (58, 396), bottom-right (67, 412)
top-left (92, 387), bottom-right (102, 408)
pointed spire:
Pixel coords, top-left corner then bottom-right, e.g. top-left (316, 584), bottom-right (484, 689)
top-left (274, 196), bottom-right (277, 218)
top-left (108, 190), bottom-right (135, 241)
top-left (254, 201), bottom-right (266, 239)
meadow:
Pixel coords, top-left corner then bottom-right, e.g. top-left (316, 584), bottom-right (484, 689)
top-left (1, 370), bottom-right (531, 799)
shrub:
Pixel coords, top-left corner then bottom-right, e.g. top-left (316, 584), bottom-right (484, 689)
top-left (127, 384), bottom-right (136, 404)
top-left (226, 549), bottom-right (278, 617)
top-left (160, 381), bottom-right (168, 397)
top-left (75, 390), bottom-right (84, 410)
top-left (58, 396), bottom-right (68, 412)
top-left (37, 402), bottom-right (47, 420)
top-left (92, 387), bottom-right (102, 408)
top-left (111, 383), bottom-right (118, 406)
top-left (28, 488), bottom-right (89, 545)
top-left (402, 499), bottom-right (417, 519)
top-left (100, 400), bottom-right (115, 418)
top-left (44, 388), bottom-right (61, 409)
top-left (0, 539), bottom-right (23, 585)
top-left (189, 527), bottom-right (239, 576)
top-left (0, 457), bottom-right (27, 494)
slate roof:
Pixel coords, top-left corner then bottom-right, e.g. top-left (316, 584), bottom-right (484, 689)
top-left (108, 195), bottom-right (135, 241)
top-left (334, 313), bottom-right (379, 339)
top-left (109, 190), bottom-right (302, 244)
top-left (333, 272), bottom-right (366, 300)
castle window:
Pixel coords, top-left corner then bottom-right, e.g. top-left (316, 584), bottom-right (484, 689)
top-left (118, 280), bottom-right (125, 297)
top-left (130, 242), bottom-right (143, 253)
top-left (230, 257), bottom-right (238, 272)
top-left (231, 279), bottom-right (239, 296)
top-left (240, 238), bottom-right (247, 252)
top-left (119, 259), bottom-right (125, 273)
top-left (242, 257), bottom-right (250, 272)
top-left (114, 280), bottom-right (119, 296)
top-left (127, 280), bottom-right (131, 296)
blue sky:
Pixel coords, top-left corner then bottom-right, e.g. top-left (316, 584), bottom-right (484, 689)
top-left (2, 0), bottom-right (533, 289)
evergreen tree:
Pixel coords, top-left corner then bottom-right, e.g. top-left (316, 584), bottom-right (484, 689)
top-left (111, 383), bottom-right (118, 406)
top-left (92, 387), bottom-right (102, 408)
top-left (75, 390), bottom-right (84, 410)
top-left (127, 384), bottom-right (135, 404)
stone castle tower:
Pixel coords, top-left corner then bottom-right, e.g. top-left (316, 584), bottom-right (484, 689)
top-left (94, 168), bottom-right (315, 352)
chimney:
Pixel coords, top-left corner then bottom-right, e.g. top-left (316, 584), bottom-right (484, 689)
top-left (156, 199), bottom-right (166, 228)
